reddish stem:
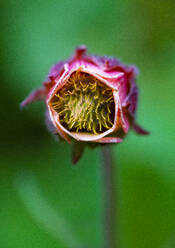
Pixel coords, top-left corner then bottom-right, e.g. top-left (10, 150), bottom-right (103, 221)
top-left (101, 146), bottom-right (117, 248)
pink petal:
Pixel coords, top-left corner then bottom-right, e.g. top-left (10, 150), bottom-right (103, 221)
top-left (93, 137), bottom-right (123, 143)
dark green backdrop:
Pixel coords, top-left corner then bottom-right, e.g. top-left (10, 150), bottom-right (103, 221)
top-left (1, 0), bottom-right (175, 247)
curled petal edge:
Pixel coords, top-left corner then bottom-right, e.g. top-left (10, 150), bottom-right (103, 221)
top-left (92, 137), bottom-right (123, 143)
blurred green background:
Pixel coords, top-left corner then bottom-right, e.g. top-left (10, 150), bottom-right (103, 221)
top-left (1, 0), bottom-right (175, 247)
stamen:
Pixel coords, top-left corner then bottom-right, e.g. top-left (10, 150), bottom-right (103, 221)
top-left (50, 72), bottom-right (115, 134)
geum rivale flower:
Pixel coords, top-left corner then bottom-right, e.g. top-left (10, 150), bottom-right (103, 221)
top-left (21, 46), bottom-right (149, 163)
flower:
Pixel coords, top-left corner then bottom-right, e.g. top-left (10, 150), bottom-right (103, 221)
top-left (21, 45), bottom-right (149, 163)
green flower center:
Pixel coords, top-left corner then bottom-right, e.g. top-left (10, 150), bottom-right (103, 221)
top-left (50, 72), bottom-right (115, 134)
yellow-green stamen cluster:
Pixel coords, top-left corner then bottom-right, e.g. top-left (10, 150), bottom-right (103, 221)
top-left (50, 72), bottom-right (115, 134)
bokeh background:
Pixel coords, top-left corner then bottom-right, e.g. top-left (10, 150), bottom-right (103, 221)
top-left (1, 0), bottom-right (175, 247)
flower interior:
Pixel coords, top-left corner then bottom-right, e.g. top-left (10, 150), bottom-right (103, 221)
top-left (50, 72), bottom-right (115, 134)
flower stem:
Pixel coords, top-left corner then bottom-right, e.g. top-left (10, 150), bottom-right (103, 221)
top-left (101, 145), bottom-right (117, 248)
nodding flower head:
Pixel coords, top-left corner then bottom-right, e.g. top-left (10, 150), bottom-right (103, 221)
top-left (21, 45), bottom-right (149, 163)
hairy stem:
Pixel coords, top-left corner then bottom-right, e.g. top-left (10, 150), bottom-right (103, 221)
top-left (101, 146), bottom-right (117, 248)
